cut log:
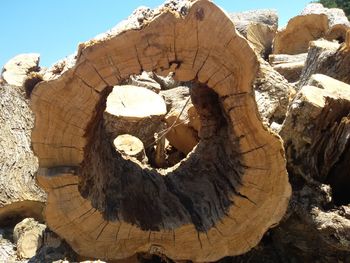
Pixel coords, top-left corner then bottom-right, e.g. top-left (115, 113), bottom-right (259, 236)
top-left (230, 9), bottom-right (278, 58)
top-left (273, 14), bottom-right (328, 55)
top-left (301, 3), bottom-right (350, 42)
top-left (273, 61), bottom-right (304, 83)
top-left (1, 54), bottom-right (40, 87)
top-left (13, 218), bottom-right (46, 259)
top-left (277, 75), bottom-right (350, 259)
top-left (254, 58), bottom-right (295, 124)
top-left (229, 9), bottom-right (278, 36)
top-left (298, 38), bottom-right (350, 88)
top-left (113, 134), bottom-right (146, 163)
top-left (273, 3), bottom-right (350, 55)
top-left (0, 82), bottom-right (46, 226)
top-left (246, 23), bottom-right (276, 59)
top-left (160, 86), bottom-right (199, 155)
top-left (280, 74), bottom-right (350, 183)
top-left (269, 53), bottom-right (308, 66)
top-left (31, 1), bottom-right (291, 261)
top-left (103, 85), bottom-right (167, 147)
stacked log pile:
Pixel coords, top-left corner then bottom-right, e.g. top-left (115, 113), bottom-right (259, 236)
top-left (0, 1), bottom-right (349, 262)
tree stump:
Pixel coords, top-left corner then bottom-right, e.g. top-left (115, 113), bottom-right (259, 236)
top-left (31, 1), bottom-right (291, 261)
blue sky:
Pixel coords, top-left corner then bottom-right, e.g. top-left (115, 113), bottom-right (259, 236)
top-left (1, 0), bottom-right (311, 68)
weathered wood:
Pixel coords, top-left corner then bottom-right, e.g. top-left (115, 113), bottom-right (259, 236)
top-left (269, 53), bottom-right (307, 66)
top-left (160, 86), bottom-right (199, 155)
top-left (302, 3), bottom-right (350, 42)
top-left (276, 76), bottom-right (350, 260)
top-left (103, 85), bottom-right (167, 147)
top-left (280, 75), bottom-right (350, 179)
top-left (31, 1), bottom-right (291, 261)
top-left (230, 9), bottom-right (278, 58)
top-left (298, 38), bottom-right (350, 88)
top-left (273, 14), bottom-right (329, 55)
top-left (273, 61), bottom-right (304, 83)
top-left (254, 58), bottom-right (295, 125)
top-left (273, 3), bottom-right (350, 55)
top-left (1, 54), bottom-right (40, 87)
top-left (113, 134), bottom-right (146, 163)
top-left (229, 9), bottom-right (278, 36)
top-left (0, 82), bottom-right (46, 226)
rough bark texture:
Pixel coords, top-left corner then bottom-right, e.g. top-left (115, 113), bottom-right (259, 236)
top-left (229, 9), bottom-right (278, 36)
top-left (0, 83), bottom-right (46, 226)
top-left (30, 1), bottom-right (290, 261)
top-left (277, 75), bottom-right (350, 261)
top-left (253, 58), bottom-right (295, 126)
top-left (299, 39), bottom-right (350, 88)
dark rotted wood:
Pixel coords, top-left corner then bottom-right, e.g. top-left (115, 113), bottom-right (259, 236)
top-left (80, 84), bottom-right (243, 232)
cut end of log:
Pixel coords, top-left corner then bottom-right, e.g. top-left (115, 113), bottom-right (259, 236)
top-left (30, 0), bottom-right (291, 261)
top-left (105, 85), bottom-right (167, 118)
top-left (113, 134), bottom-right (146, 163)
top-left (273, 14), bottom-right (329, 54)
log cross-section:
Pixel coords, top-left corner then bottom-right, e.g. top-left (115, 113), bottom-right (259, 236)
top-left (30, 1), bottom-right (291, 261)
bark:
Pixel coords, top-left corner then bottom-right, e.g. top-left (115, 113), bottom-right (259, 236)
top-left (30, 1), bottom-right (290, 261)
top-left (277, 75), bottom-right (350, 261)
top-left (0, 83), bottom-right (46, 226)
top-left (254, 58), bottom-right (295, 126)
top-left (229, 9), bottom-right (278, 36)
top-left (299, 39), bottom-right (350, 88)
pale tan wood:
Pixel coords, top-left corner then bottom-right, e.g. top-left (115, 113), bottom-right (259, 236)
top-left (103, 85), bottom-right (166, 146)
top-left (31, 1), bottom-right (291, 262)
top-left (113, 134), bottom-right (146, 163)
top-left (273, 14), bottom-right (329, 55)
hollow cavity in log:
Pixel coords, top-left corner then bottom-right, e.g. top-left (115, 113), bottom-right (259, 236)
top-left (31, 1), bottom-right (291, 261)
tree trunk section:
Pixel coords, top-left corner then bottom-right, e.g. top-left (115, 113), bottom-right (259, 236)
top-left (30, 1), bottom-right (291, 261)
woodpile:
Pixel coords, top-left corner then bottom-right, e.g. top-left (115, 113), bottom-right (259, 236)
top-left (0, 0), bottom-right (349, 262)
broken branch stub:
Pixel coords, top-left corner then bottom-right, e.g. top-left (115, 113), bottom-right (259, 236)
top-left (31, 0), bottom-right (291, 261)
